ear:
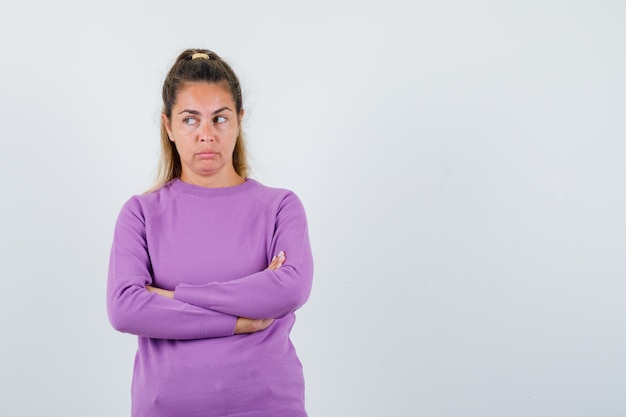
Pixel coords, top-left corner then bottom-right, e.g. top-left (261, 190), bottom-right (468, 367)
top-left (238, 109), bottom-right (245, 125)
top-left (162, 113), bottom-right (174, 141)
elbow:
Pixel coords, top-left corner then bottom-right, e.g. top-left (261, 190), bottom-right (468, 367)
top-left (290, 283), bottom-right (312, 310)
top-left (276, 267), bottom-right (313, 315)
top-left (273, 290), bottom-right (310, 319)
top-left (107, 299), bottom-right (135, 334)
top-left (107, 307), bottom-right (129, 333)
top-left (106, 285), bottom-right (143, 334)
top-left (108, 314), bottom-right (127, 334)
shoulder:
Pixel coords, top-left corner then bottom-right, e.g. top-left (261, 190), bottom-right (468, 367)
top-left (245, 179), bottom-right (308, 219)
top-left (245, 179), bottom-right (303, 207)
top-left (117, 181), bottom-right (179, 222)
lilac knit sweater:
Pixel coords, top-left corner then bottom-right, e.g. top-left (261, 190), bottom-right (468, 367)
top-left (107, 178), bottom-right (313, 417)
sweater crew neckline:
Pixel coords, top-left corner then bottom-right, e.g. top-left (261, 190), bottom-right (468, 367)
top-left (169, 178), bottom-right (255, 197)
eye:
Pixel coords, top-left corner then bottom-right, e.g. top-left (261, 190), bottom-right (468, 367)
top-left (183, 117), bottom-right (197, 125)
top-left (214, 115), bottom-right (227, 123)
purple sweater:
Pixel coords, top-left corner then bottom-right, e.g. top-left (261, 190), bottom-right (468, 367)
top-left (107, 178), bottom-right (313, 417)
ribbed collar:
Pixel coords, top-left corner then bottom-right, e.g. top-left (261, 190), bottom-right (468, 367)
top-left (168, 177), bottom-right (256, 197)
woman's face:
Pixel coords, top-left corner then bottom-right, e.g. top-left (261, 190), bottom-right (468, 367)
top-left (163, 82), bottom-right (243, 187)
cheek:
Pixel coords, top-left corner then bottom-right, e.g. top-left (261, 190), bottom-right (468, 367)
top-left (229, 131), bottom-right (240, 148)
top-left (220, 126), bottom-right (238, 142)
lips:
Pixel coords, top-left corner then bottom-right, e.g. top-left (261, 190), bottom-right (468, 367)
top-left (196, 150), bottom-right (218, 159)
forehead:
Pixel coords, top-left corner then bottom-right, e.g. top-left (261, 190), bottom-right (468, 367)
top-left (174, 82), bottom-right (235, 108)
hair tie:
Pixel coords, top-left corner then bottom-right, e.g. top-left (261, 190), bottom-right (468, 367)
top-left (191, 52), bottom-right (210, 60)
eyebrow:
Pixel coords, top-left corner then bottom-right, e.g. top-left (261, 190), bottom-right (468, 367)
top-left (178, 107), bottom-right (233, 115)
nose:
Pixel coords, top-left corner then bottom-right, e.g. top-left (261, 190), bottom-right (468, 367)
top-left (199, 121), bottom-right (215, 142)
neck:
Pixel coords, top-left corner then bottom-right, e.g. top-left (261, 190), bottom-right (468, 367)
top-left (180, 170), bottom-right (245, 188)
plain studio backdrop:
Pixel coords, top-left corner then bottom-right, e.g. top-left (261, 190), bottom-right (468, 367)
top-left (1, 1), bottom-right (624, 416)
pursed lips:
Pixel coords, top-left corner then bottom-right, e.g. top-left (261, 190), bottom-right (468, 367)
top-left (196, 150), bottom-right (218, 159)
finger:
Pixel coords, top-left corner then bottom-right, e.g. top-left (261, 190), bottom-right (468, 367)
top-left (276, 251), bottom-right (285, 264)
top-left (268, 258), bottom-right (280, 270)
top-left (268, 251), bottom-right (287, 270)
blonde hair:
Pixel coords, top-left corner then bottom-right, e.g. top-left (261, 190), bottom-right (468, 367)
top-left (150, 49), bottom-right (249, 191)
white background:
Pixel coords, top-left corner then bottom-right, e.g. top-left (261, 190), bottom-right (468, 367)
top-left (1, 1), bottom-right (625, 416)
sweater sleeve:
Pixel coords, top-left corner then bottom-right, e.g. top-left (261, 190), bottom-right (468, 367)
top-left (106, 197), bottom-right (237, 340)
top-left (173, 192), bottom-right (314, 319)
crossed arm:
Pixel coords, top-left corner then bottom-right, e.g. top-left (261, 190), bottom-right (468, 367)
top-left (146, 251), bottom-right (287, 334)
top-left (107, 193), bottom-right (313, 340)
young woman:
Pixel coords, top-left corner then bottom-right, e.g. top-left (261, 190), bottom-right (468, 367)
top-left (107, 49), bottom-right (314, 417)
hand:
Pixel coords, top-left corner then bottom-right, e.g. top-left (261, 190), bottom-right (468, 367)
top-left (267, 251), bottom-right (286, 270)
top-left (234, 317), bottom-right (274, 334)
top-left (146, 285), bottom-right (174, 299)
